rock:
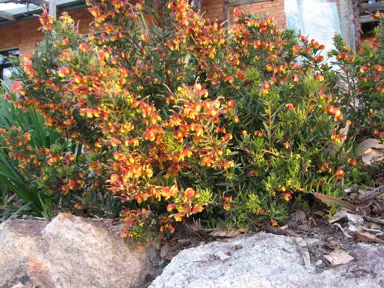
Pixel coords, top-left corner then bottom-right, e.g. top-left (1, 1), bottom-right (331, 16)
top-left (150, 232), bottom-right (384, 288)
top-left (0, 213), bottom-right (151, 288)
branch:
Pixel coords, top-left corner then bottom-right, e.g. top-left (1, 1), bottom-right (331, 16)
top-left (359, 185), bottom-right (384, 202)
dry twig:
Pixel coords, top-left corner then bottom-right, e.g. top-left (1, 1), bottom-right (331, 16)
top-left (356, 231), bottom-right (384, 244)
top-left (363, 215), bottom-right (384, 226)
top-left (359, 185), bottom-right (384, 202)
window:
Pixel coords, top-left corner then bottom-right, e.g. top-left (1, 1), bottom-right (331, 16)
top-left (0, 49), bottom-right (19, 88)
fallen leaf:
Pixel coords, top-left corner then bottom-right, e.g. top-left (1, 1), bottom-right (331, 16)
top-left (214, 251), bottom-right (231, 261)
top-left (338, 121), bottom-right (350, 145)
top-left (296, 237), bottom-right (311, 270)
top-left (315, 193), bottom-right (357, 212)
top-left (358, 139), bottom-right (384, 166)
top-left (324, 250), bottom-right (354, 266)
top-left (329, 210), bottom-right (363, 233)
top-left (160, 243), bottom-right (169, 259)
top-left (329, 210), bottom-right (348, 223)
top-left (358, 138), bottom-right (384, 154)
top-left (209, 228), bottom-right (246, 238)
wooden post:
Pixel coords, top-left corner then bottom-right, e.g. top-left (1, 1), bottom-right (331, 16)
top-left (49, 0), bottom-right (56, 19)
top-left (189, 0), bottom-right (202, 10)
top-left (348, 0), bottom-right (356, 51)
top-left (224, 0), bottom-right (229, 26)
top-left (339, 0), bottom-right (347, 44)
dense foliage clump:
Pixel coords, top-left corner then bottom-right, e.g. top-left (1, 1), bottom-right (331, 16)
top-left (0, 0), bottom-right (382, 241)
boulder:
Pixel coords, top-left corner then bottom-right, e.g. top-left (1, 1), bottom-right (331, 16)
top-left (150, 232), bottom-right (384, 288)
top-left (0, 213), bottom-right (151, 288)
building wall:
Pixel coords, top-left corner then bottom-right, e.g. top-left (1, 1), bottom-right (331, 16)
top-left (202, 0), bottom-right (287, 28)
top-left (0, 20), bottom-right (23, 53)
top-left (202, 0), bottom-right (225, 23)
top-left (0, 7), bottom-right (93, 57)
top-left (230, 0), bottom-right (287, 29)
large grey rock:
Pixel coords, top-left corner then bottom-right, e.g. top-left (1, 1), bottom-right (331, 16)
top-left (0, 213), bottom-right (151, 288)
top-left (150, 232), bottom-right (384, 288)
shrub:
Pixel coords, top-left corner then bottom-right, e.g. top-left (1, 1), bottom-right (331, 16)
top-left (330, 12), bottom-right (384, 140)
top-left (0, 86), bottom-right (65, 218)
top-left (0, 0), bottom-right (374, 241)
top-left (0, 85), bottom-right (119, 219)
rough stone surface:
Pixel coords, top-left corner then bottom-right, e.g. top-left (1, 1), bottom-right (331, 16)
top-left (0, 213), bottom-right (150, 288)
top-left (150, 232), bottom-right (384, 288)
